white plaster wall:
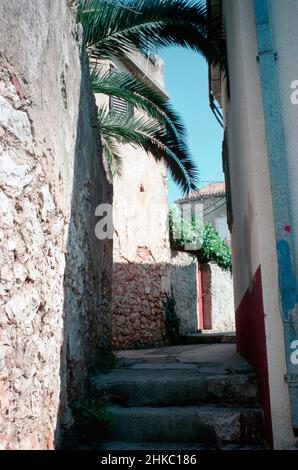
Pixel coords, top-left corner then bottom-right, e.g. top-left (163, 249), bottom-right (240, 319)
top-left (204, 198), bottom-right (230, 243)
top-left (113, 146), bottom-right (170, 264)
top-left (124, 51), bottom-right (166, 94)
top-left (223, 0), bottom-right (296, 449)
top-left (170, 251), bottom-right (198, 334)
top-left (202, 263), bottom-right (235, 332)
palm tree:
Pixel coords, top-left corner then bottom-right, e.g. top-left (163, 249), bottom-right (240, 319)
top-left (77, 0), bottom-right (225, 69)
top-left (77, 0), bottom-right (225, 193)
top-left (91, 68), bottom-right (198, 193)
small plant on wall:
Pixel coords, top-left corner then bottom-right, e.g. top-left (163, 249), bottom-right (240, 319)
top-left (162, 288), bottom-right (181, 344)
top-left (72, 397), bottom-right (113, 444)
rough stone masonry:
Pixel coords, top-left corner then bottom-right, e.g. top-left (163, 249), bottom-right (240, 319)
top-left (0, 1), bottom-right (112, 449)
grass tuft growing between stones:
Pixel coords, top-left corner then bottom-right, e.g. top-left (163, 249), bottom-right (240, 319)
top-left (71, 397), bottom-right (113, 446)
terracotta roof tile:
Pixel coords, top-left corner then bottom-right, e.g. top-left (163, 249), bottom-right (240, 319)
top-left (179, 182), bottom-right (225, 201)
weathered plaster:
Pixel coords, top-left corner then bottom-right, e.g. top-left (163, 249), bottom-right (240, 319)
top-left (202, 263), bottom-right (235, 332)
top-left (0, 1), bottom-right (112, 449)
top-left (170, 251), bottom-right (199, 334)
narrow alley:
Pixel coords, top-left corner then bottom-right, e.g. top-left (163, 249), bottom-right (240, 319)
top-left (2, 0), bottom-right (298, 457)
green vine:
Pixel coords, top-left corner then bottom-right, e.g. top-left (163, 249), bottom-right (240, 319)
top-left (169, 208), bottom-right (232, 272)
top-left (169, 207), bottom-right (202, 249)
top-left (162, 288), bottom-right (180, 344)
top-left (200, 222), bottom-right (232, 272)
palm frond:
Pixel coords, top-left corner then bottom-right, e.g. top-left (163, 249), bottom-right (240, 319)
top-left (101, 132), bottom-right (123, 177)
top-left (90, 68), bottom-right (186, 140)
top-left (98, 107), bottom-right (199, 194)
top-left (77, 0), bottom-right (226, 71)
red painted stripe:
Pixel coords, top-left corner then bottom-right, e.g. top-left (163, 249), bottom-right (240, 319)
top-left (236, 265), bottom-right (273, 448)
top-left (198, 263), bottom-right (204, 331)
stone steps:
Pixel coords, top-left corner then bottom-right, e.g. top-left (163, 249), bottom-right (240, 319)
top-left (104, 404), bottom-right (265, 445)
top-left (91, 369), bottom-right (259, 406)
top-left (82, 345), bottom-right (267, 450)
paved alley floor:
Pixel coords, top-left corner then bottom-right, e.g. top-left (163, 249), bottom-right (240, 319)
top-left (114, 343), bottom-right (254, 375)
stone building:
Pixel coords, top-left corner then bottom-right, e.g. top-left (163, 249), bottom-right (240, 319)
top-left (95, 52), bottom-right (199, 348)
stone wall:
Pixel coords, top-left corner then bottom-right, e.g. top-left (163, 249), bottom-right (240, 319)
top-left (0, 1), bottom-right (112, 449)
top-left (170, 251), bottom-right (199, 334)
top-left (112, 253), bottom-right (169, 350)
top-left (202, 263), bottom-right (235, 332)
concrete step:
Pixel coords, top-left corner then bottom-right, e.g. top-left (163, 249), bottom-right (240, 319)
top-left (92, 441), bottom-right (267, 450)
top-left (85, 441), bottom-right (217, 450)
top-left (90, 369), bottom-right (259, 406)
top-left (105, 404), bottom-right (265, 445)
top-left (180, 332), bottom-right (236, 345)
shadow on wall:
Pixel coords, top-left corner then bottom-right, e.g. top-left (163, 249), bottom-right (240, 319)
top-left (112, 257), bottom-right (199, 350)
top-left (112, 261), bottom-right (169, 350)
top-left (54, 51), bottom-right (113, 447)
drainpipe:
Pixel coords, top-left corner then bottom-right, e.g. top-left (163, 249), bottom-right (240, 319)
top-left (254, 0), bottom-right (298, 432)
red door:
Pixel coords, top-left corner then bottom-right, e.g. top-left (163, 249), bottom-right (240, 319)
top-left (198, 263), bottom-right (204, 331)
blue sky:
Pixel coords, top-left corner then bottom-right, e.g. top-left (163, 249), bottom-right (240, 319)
top-left (160, 47), bottom-right (224, 204)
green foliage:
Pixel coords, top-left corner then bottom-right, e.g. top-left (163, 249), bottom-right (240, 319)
top-left (76, 398), bottom-right (113, 425)
top-left (91, 69), bottom-right (198, 192)
top-left (72, 351), bottom-right (116, 444)
top-left (73, 397), bottom-right (113, 444)
top-left (98, 107), bottom-right (198, 193)
top-left (200, 222), bottom-right (232, 272)
top-left (91, 68), bottom-right (187, 141)
top-left (162, 288), bottom-right (180, 344)
top-left (77, 0), bottom-right (226, 71)
top-left (169, 208), bottom-right (232, 272)
top-left (169, 206), bottom-right (203, 249)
